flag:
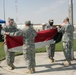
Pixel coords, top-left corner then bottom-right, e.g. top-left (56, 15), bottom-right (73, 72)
top-left (6, 35), bottom-right (23, 49)
top-left (6, 28), bottom-right (60, 52)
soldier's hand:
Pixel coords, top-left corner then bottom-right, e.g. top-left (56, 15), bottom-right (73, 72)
top-left (59, 25), bottom-right (62, 28)
top-left (56, 25), bottom-right (62, 28)
top-left (4, 32), bottom-right (9, 35)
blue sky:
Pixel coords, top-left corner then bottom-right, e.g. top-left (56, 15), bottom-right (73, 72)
top-left (0, 0), bottom-right (76, 24)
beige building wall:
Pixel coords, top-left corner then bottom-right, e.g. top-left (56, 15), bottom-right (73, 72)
top-left (33, 25), bottom-right (44, 32)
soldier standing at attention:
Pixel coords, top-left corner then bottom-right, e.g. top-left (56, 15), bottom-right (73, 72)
top-left (1, 18), bottom-right (19, 70)
top-left (16, 21), bottom-right (37, 74)
top-left (61, 17), bottom-right (74, 66)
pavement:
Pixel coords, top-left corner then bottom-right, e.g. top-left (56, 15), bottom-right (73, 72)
top-left (0, 52), bottom-right (76, 75)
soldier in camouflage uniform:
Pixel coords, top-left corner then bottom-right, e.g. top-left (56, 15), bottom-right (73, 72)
top-left (1, 18), bottom-right (19, 70)
top-left (61, 17), bottom-right (74, 66)
top-left (16, 21), bottom-right (37, 73)
top-left (45, 20), bottom-right (55, 62)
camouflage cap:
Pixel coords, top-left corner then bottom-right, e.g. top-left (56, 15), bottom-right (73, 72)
top-left (64, 17), bottom-right (69, 21)
top-left (8, 18), bottom-right (14, 23)
top-left (25, 21), bottom-right (31, 25)
top-left (48, 19), bottom-right (54, 22)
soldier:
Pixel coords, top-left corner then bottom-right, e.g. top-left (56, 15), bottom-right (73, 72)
top-left (1, 18), bottom-right (19, 70)
top-left (16, 21), bottom-right (37, 73)
top-left (45, 20), bottom-right (56, 62)
top-left (61, 17), bottom-right (74, 66)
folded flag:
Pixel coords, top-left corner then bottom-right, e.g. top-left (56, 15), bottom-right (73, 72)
top-left (6, 28), bottom-right (60, 52)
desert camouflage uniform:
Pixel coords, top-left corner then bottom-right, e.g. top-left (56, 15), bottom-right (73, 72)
top-left (45, 25), bottom-right (55, 59)
top-left (17, 26), bottom-right (37, 69)
top-left (61, 23), bottom-right (74, 61)
top-left (1, 25), bottom-right (19, 67)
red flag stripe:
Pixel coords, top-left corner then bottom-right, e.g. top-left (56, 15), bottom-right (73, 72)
top-left (6, 28), bottom-right (58, 49)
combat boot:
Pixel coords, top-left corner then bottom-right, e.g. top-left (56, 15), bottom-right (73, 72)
top-left (63, 61), bottom-right (71, 66)
top-left (8, 64), bottom-right (15, 70)
top-left (31, 68), bottom-right (35, 73)
top-left (25, 68), bottom-right (32, 74)
top-left (49, 57), bottom-right (55, 63)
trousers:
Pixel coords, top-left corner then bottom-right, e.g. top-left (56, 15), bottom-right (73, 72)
top-left (4, 45), bottom-right (15, 66)
top-left (46, 44), bottom-right (55, 58)
top-left (23, 45), bottom-right (35, 69)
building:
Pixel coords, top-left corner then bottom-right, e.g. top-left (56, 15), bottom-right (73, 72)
top-left (17, 24), bottom-right (46, 32)
top-left (17, 24), bottom-right (76, 32)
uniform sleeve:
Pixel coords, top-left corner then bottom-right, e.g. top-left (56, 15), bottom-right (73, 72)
top-left (45, 25), bottom-right (51, 30)
top-left (65, 25), bottom-right (74, 33)
top-left (45, 25), bottom-right (48, 30)
top-left (1, 27), bottom-right (6, 35)
top-left (57, 26), bottom-right (65, 33)
top-left (33, 29), bottom-right (37, 37)
top-left (9, 28), bottom-right (19, 36)
top-left (9, 32), bottom-right (15, 36)
top-left (15, 30), bottom-right (23, 36)
top-left (57, 26), bottom-right (63, 33)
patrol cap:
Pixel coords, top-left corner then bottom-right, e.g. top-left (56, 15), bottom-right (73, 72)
top-left (64, 17), bottom-right (69, 22)
top-left (25, 21), bottom-right (32, 25)
top-left (48, 19), bottom-right (54, 23)
top-left (8, 18), bottom-right (14, 23)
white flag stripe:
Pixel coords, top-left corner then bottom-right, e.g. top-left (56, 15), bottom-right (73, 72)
top-left (8, 39), bottom-right (55, 52)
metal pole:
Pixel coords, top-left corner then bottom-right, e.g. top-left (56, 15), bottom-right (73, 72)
top-left (69, 0), bottom-right (73, 25)
top-left (3, 0), bottom-right (5, 21)
top-left (68, 0), bottom-right (74, 59)
top-left (15, 0), bottom-right (18, 22)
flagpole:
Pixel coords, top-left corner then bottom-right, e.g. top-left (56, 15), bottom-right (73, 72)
top-left (68, 0), bottom-right (74, 59)
top-left (3, 0), bottom-right (5, 21)
top-left (69, 0), bottom-right (73, 25)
